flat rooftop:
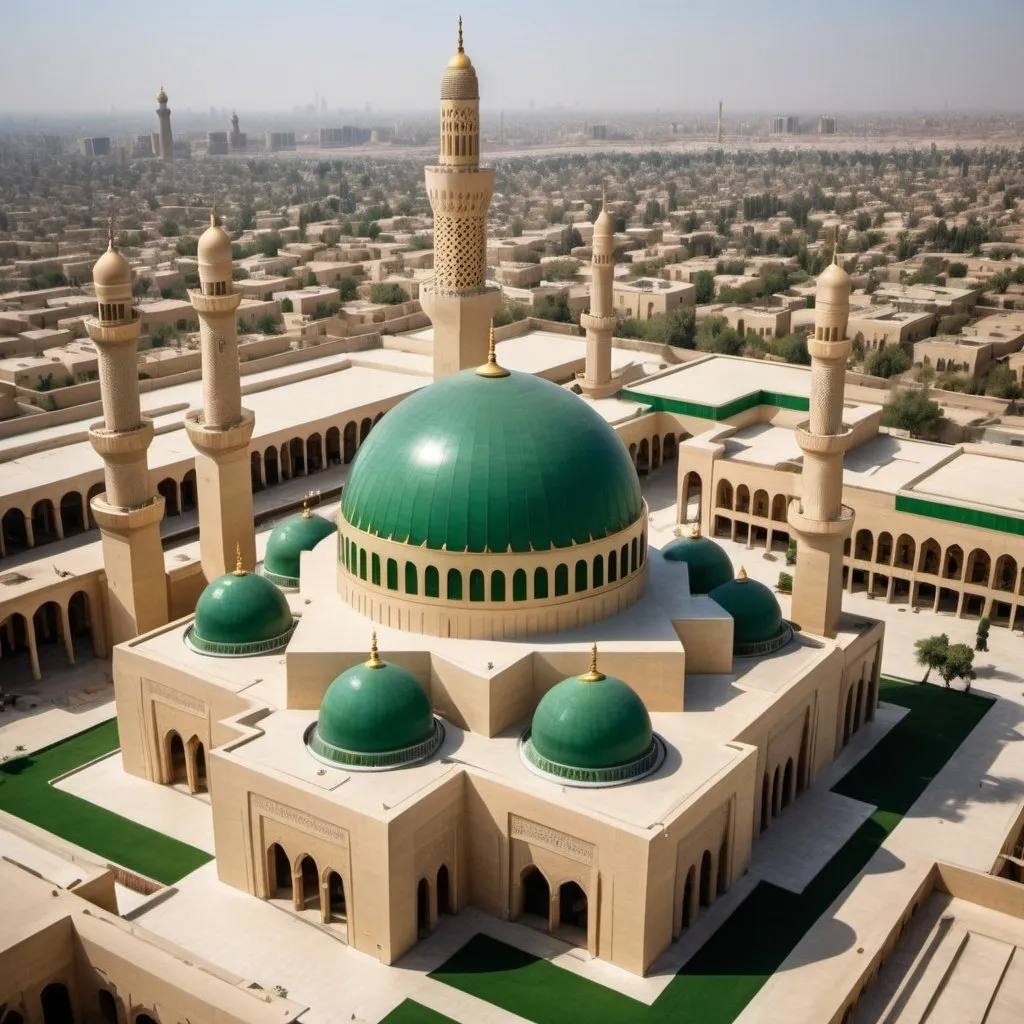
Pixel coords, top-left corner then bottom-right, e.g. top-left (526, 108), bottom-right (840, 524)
top-left (909, 450), bottom-right (1024, 517)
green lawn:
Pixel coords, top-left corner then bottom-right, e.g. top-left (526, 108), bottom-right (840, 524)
top-left (379, 1000), bottom-right (458, 1024)
top-left (0, 719), bottom-right (212, 885)
top-left (427, 679), bottom-right (993, 1024)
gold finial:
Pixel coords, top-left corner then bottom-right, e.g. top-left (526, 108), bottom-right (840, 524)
top-left (210, 204), bottom-right (218, 228)
top-left (365, 630), bottom-right (383, 669)
top-left (737, 566), bottom-right (748, 582)
top-left (233, 542), bottom-right (245, 575)
top-left (688, 521), bottom-right (701, 539)
top-left (107, 217), bottom-right (114, 250)
top-left (476, 321), bottom-right (510, 378)
top-left (457, 15), bottom-right (464, 53)
top-left (601, 185), bottom-right (607, 209)
top-left (579, 643), bottom-right (606, 683)
top-left (301, 495), bottom-right (312, 519)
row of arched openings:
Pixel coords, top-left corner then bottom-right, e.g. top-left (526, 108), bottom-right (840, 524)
top-left (267, 842), bottom-right (347, 935)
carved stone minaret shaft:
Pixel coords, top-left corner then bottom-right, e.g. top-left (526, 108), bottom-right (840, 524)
top-left (580, 194), bottom-right (616, 397)
top-left (787, 258), bottom-right (855, 638)
top-left (156, 86), bottom-right (173, 161)
top-left (87, 227), bottom-right (169, 642)
top-left (421, 19), bottom-right (501, 378)
top-left (184, 210), bottom-right (256, 580)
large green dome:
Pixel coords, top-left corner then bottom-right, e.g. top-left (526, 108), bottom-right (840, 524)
top-left (709, 570), bottom-right (792, 656)
top-left (261, 508), bottom-right (337, 587)
top-left (307, 639), bottom-right (442, 770)
top-left (340, 367), bottom-right (642, 553)
top-left (187, 567), bottom-right (294, 657)
top-left (523, 650), bottom-right (660, 786)
top-left (662, 529), bottom-right (734, 594)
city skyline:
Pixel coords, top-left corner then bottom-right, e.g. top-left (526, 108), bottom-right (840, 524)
top-left (2, 0), bottom-right (1023, 115)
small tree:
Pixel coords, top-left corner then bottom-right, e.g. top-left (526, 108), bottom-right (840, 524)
top-left (777, 571), bottom-right (793, 593)
top-left (914, 633), bottom-right (949, 682)
top-left (256, 314), bottom-right (282, 336)
top-left (336, 277), bottom-right (359, 302)
top-left (693, 270), bottom-right (715, 304)
top-left (938, 642), bottom-right (976, 692)
top-left (866, 346), bottom-right (910, 378)
top-left (370, 283), bottom-right (407, 305)
top-left (280, 297), bottom-right (293, 314)
top-left (785, 540), bottom-right (797, 566)
top-left (975, 616), bottom-right (990, 652)
top-left (881, 388), bottom-right (944, 439)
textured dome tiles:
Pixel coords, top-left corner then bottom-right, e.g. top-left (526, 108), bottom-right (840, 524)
top-left (340, 370), bottom-right (643, 555)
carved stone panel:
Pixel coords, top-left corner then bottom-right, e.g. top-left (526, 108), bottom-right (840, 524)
top-left (509, 814), bottom-right (595, 865)
top-left (251, 794), bottom-right (350, 848)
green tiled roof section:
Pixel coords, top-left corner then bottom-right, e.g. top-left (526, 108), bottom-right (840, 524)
top-left (620, 386), bottom-right (809, 421)
top-left (896, 494), bottom-right (1024, 538)
top-left (341, 369), bottom-right (643, 553)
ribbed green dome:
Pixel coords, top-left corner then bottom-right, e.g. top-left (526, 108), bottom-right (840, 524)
top-left (709, 571), bottom-right (786, 650)
top-left (188, 569), bottom-right (294, 656)
top-left (528, 662), bottom-right (654, 775)
top-left (340, 367), bottom-right (642, 553)
top-left (262, 509), bottom-right (337, 587)
top-left (307, 643), bottom-right (442, 769)
top-left (662, 532), bottom-right (734, 594)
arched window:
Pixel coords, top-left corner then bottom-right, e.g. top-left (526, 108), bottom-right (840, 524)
top-left (491, 570), bottom-right (506, 601)
top-left (425, 566), bottom-right (439, 598)
top-left (621, 543), bottom-right (629, 577)
top-left (554, 564), bottom-right (569, 597)
top-left (359, 549), bottom-right (367, 580)
top-left (608, 550), bottom-right (618, 583)
top-left (469, 569), bottom-right (485, 602)
top-left (371, 553), bottom-right (381, 586)
top-left (575, 559), bottom-right (588, 592)
top-left (386, 558), bottom-right (398, 591)
top-left (593, 554), bottom-right (605, 588)
top-left (447, 568), bottom-right (462, 601)
top-left (631, 537), bottom-right (638, 572)
top-left (534, 567), bottom-right (549, 600)
top-left (513, 569), bottom-right (528, 601)
top-left (405, 562), bottom-right (418, 594)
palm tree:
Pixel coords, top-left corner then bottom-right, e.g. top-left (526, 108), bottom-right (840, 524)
top-left (914, 633), bottom-right (949, 683)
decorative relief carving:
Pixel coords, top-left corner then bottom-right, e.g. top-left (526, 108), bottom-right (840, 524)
top-left (146, 679), bottom-right (205, 715)
top-left (510, 814), bottom-right (594, 864)
top-left (252, 795), bottom-right (350, 847)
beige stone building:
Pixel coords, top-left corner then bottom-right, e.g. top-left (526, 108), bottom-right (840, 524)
top-left (613, 277), bottom-right (695, 319)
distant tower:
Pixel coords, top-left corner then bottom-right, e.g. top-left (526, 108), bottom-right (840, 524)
top-left (421, 18), bottom-right (501, 378)
top-left (579, 192), bottom-right (616, 398)
top-left (87, 224), bottom-right (169, 642)
top-left (717, 101), bottom-right (723, 144)
top-left (184, 210), bottom-right (256, 581)
top-left (229, 110), bottom-right (245, 153)
top-left (156, 86), bottom-right (173, 161)
top-left (787, 255), bottom-right (855, 638)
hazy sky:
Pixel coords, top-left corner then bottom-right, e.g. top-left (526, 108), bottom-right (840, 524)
top-left (3, 0), bottom-right (1023, 114)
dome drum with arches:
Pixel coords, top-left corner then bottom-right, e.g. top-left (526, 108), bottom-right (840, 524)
top-left (306, 634), bottom-right (443, 771)
top-left (521, 646), bottom-right (663, 787)
top-left (709, 568), bottom-right (793, 657)
top-left (186, 546), bottom-right (295, 657)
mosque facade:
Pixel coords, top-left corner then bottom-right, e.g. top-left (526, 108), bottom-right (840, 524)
top-left (105, 26), bottom-right (885, 978)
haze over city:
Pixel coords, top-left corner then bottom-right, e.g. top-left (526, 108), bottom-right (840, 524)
top-left (3, 0), bottom-right (1024, 114)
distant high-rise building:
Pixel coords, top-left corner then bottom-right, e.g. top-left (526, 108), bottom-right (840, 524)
top-left (80, 137), bottom-right (111, 158)
top-left (818, 116), bottom-right (837, 135)
top-left (156, 86), bottom-right (173, 161)
top-left (265, 131), bottom-right (296, 152)
top-left (770, 115), bottom-right (798, 135)
top-left (590, 123), bottom-right (608, 140)
top-left (229, 111), bottom-right (247, 153)
top-left (135, 135), bottom-right (154, 158)
top-left (207, 131), bottom-right (229, 156)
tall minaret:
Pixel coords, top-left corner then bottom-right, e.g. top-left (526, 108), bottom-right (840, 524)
top-left (156, 86), bottom-right (173, 161)
top-left (184, 210), bottom-right (256, 580)
top-left (717, 101), bottom-right (723, 144)
top-left (787, 255), bottom-right (855, 637)
top-left (579, 192), bottom-right (615, 398)
top-left (87, 225), bottom-right (169, 642)
top-left (421, 18), bottom-right (501, 379)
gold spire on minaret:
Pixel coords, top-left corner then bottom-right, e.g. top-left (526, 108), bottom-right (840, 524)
top-left (233, 542), bottom-right (245, 575)
top-left (365, 630), bottom-right (383, 669)
top-left (579, 643), bottom-right (606, 683)
top-left (107, 217), bottom-right (115, 249)
top-left (448, 15), bottom-right (470, 69)
top-left (210, 205), bottom-right (218, 228)
top-left (476, 322), bottom-right (510, 378)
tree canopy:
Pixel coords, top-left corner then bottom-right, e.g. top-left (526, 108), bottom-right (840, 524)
top-left (881, 388), bottom-right (944, 439)
top-left (866, 346), bottom-right (910, 379)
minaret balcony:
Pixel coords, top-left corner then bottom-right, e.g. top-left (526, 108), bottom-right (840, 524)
top-left (808, 337), bottom-right (852, 361)
top-left (184, 408), bottom-right (254, 453)
top-left (787, 500), bottom-right (855, 537)
top-left (580, 312), bottom-right (616, 331)
top-left (795, 422), bottom-right (853, 456)
top-left (88, 419), bottom-right (154, 459)
top-left (187, 289), bottom-right (242, 315)
top-left (85, 317), bottom-right (141, 346)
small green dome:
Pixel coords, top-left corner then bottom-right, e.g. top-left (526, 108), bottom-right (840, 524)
top-left (340, 366), bottom-right (642, 554)
top-left (188, 567), bottom-right (294, 657)
top-left (262, 508), bottom-right (337, 587)
top-left (709, 570), bottom-right (791, 655)
top-left (307, 640), bottom-right (442, 769)
top-left (662, 530), bottom-right (734, 594)
top-left (523, 650), bottom-right (659, 785)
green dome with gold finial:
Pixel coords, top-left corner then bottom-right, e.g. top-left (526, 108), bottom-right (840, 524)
top-left (661, 522), bottom-right (734, 594)
top-left (306, 634), bottom-right (443, 770)
top-left (261, 502), bottom-right (337, 588)
top-left (521, 646), bottom-right (662, 787)
top-left (709, 567), bottom-right (793, 656)
top-left (186, 546), bottom-right (295, 657)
